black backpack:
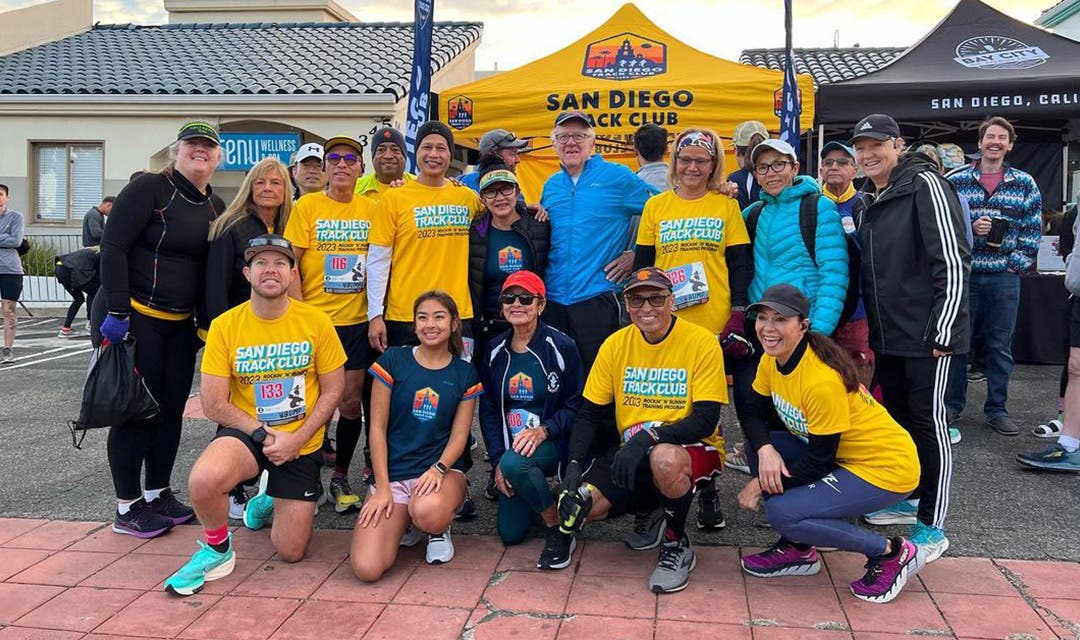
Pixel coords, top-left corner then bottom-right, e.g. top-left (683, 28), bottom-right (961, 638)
top-left (745, 193), bottom-right (863, 326)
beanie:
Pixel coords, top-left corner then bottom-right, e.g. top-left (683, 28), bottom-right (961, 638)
top-left (370, 126), bottom-right (407, 160)
top-left (415, 121), bottom-right (455, 156)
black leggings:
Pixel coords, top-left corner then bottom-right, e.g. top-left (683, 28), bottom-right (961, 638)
top-left (93, 296), bottom-right (198, 500)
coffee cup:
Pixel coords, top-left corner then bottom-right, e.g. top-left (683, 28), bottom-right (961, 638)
top-left (987, 217), bottom-right (1008, 249)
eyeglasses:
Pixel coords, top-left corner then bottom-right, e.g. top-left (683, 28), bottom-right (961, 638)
top-left (822, 158), bottom-right (853, 167)
top-left (325, 153), bottom-right (360, 167)
top-left (754, 160), bottom-right (793, 175)
top-left (626, 294), bottom-right (670, 308)
top-left (677, 156), bottom-right (713, 167)
top-left (554, 132), bottom-right (592, 144)
top-left (500, 292), bottom-right (540, 306)
top-left (481, 185), bottom-right (517, 199)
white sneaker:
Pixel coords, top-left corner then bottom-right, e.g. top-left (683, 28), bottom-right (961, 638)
top-left (400, 525), bottom-right (424, 547)
top-left (1, 347), bottom-right (13, 364)
top-left (425, 528), bottom-right (454, 564)
top-left (57, 327), bottom-right (75, 339)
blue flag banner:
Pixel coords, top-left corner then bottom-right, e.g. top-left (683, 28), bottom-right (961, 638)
top-left (779, 0), bottom-right (801, 159)
top-left (404, 0), bottom-right (434, 173)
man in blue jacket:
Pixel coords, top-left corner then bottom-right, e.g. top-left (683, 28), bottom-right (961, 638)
top-left (540, 111), bottom-right (658, 371)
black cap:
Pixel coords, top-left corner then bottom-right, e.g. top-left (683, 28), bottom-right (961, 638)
top-left (244, 234), bottom-right (295, 265)
top-left (553, 111), bottom-right (594, 128)
top-left (177, 120), bottom-right (220, 145)
top-left (747, 284), bottom-right (810, 318)
top-left (415, 121), bottom-right (455, 155)
top-left (623, 266), bottom-right (673, 294)
top-left (849, 114), bottom-right (901, 144)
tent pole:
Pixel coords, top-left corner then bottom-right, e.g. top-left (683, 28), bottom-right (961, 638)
top-left (817, 124), bottom-right (824, 176)
top-left (1064, 144), bottom-right (1069, 206)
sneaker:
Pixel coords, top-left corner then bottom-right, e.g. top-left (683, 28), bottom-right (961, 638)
top-left (1, 347), bottom-right (13, 363)
top-left (696, 484), bottom-right (726, 530)
top-left (742, 539), bottom-right (821, 577)
top-left (1017, 443), bottom-right (1080, 473)
top-left (361, 466), bottom-right (375, 485)
top-left (910, 522), bottom-right (949, 564)
top-left (163, 537), bottom-right (236, 596)
top-left (426, 528), bottom-right (455, 564)
top-left (987, 415), bottom-right (1021, 437)
top-left (649, 535), bottom-right (696, 593)
top-left (147, 488), bottom-right (195, 525)
top-left (537, 526), bottom-right (576, 570)
top-left (484, 471), bottom-right (499, 501)
top-left (949, 427), bottom-right (962, 445)
top-left (455, 495), bottom-right (477, 521)
top-left (321, 437), bottom-right (336, 467)
top-left (400, 525), bottom-right (424, 547)
top-left (227, 486), bottom-right (248, 520)
top-left (113, 499), bottom-right (174, 539)
top-left (57, 327), bottom-right (74, 338)
top-left (243, 471), bottom-right (274, 531)
top-left (966, 367), bottom-right (986, 383)
top-left (725, 443), bottom-right (751, 474)
top-left (624, 507), bottom-right (665, 551)
top-left (863, 500), bottom-right (918, 526)
top-left (850, 537), bottom-right (921, 604)
top-left (329, 476), bottom-right (361, 514)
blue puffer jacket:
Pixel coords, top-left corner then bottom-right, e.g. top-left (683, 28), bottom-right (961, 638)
top-left (745, 176), bottom-right (849, 335)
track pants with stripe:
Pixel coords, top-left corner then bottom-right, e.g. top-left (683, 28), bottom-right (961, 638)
top-left (875, 354), bottom-right (953, 530)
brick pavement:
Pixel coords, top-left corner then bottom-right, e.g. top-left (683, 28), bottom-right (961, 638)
top-left (0, 518), bottom-right (1077, 639)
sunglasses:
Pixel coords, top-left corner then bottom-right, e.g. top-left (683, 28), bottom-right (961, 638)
top-left (500, 292), bottom-right (540, 306)
top-left (325, 152), bottom-right (360, 167)
top-left (626, 294), bottom-right (670, 308)
top-left (822, 158), bottom-right (854, 167)
top-left (248, 237), bottom-right (291, 252)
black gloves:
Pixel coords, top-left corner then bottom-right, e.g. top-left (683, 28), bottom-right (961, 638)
top-left (611, 430), bottom-right (654, 491)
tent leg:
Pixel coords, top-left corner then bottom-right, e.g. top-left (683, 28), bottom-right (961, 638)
top-left (1064, 145), bottom-right (1070, 206)
top-left (817, 124), bottom-right (824, 177)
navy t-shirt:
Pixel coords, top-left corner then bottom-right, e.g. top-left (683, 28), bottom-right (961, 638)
top-left (484, 228), bottom-right (534, 314)
top-left (369, 346), bottom-right (483, 481)
top-left (503, 350), bottom-right (549, 438)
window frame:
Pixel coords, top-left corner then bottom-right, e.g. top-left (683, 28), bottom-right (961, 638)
top-left (29, 140), bottom-right (105, 226)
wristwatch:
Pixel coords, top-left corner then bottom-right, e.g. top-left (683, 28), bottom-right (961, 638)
top-left (433, 461), bottom-right (448, 475)
top-left (251, 426), bottom-right (268, 445)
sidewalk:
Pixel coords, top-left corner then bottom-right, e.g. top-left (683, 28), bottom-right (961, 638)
top-left (0, 519), bottom-right (1077, 639)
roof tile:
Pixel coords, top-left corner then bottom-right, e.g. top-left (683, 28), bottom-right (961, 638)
top-left (739, 47), bottom-right (905, 86)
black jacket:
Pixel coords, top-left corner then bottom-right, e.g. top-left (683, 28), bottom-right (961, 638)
top-left (858, 153), bottom-right (971, 357)
top-left (205, 210), bottom-right (273, 323)
top-left (468, 206), bottom-right (551, 320)
top-left (55, 248), bottom-right (100, 289)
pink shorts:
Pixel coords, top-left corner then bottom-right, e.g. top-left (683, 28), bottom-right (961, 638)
top-left (368, 469), bottom-right (467, 505)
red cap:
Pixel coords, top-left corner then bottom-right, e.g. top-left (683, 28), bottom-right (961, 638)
top-left (501, 270), bottom-right (546, 297)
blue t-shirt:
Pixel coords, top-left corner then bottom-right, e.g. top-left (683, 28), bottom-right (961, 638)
top-left (484, 228), bottom-right (534, 313)
top-left (503, 350), bottom-right (549, 438)
top-left (369, 346), bottom-right (483, 481)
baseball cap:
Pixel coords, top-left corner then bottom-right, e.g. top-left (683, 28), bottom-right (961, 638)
top-left (750, 139), bottom-right (798, 165)
top-left (849, 114), bottom-right (901, 144)
top-left (244, 234), bottom-right (296, 265)
top-left (748, 284), bottom-right (810, 318)
top-left (501, 270), bottom-right (546, 297)
top-left (177, 120), bottom-right (220, 145)
top-left (323, 135), bottom-right (363, 157)
top-left (479, 129), bottom-right (528, 155)
top-left (623, 266), bottom-right (673, 295)
top-left (478, 168), bottom-right (519, 191)
top-left (820, 141), bottom-right (855, 160)
top-left (553, 111), bottom-right (594, 128)
top-left (733, 121), bottom-right (769, 147)
top-left (294, 142), bottom-right (324, 165)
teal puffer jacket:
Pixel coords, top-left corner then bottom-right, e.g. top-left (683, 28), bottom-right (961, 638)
top-left (745, 176), bottom-right (849, 335)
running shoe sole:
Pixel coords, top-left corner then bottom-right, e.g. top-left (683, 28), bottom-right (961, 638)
top-left (850, 553), bottom-right (923, 604)
top-left (917, 538), bottom-right (950, 564)
top-left (537, 537), bottom-right (577, 570)
top-left (725, 460), bottom-right (751, 474)
top-left (649, 554), bottom-right (696, 594)
top-left (863, 513), bottom-right (918, 526)
top-left (164, 554), bottom-right (236, 597)
top-left (625, 513), bottom-right (665, 551)
top-left (112, 523), bottom-right (171, 539)
top-left (741, 559), bottom-right (821, 578)
top-left (696, 514), bottom-right (727, 530)
top-left (243, 470), bottom-right (271, 530)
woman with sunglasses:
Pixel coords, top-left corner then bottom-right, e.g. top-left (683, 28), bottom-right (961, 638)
top-left (478, 270), bottom-right (583, 546)
top-left (351, 291), bottom-right (482, 581)
top-left (633, 127), bottom-right (752, 532)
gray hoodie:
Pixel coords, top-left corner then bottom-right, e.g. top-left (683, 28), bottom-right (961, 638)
top-left (0, 208), bottom-right (25, 276)
top-left (1065, 213), bottom-right (1080, 297)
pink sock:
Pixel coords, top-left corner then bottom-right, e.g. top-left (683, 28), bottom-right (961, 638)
top-left (205, 525), bottom-right (229, 546)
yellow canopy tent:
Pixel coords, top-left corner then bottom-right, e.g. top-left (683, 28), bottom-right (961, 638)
top-left (438, 3), bottom-right (815, 201)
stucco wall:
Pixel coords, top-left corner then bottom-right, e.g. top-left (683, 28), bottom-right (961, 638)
top-left (0, 0), bottom-right (92, 57)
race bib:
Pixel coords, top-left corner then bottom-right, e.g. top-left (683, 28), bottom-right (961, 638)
top-left (506, 409), bottom-right (541, 437)
top-left (323, 254), bottom-right (364, 294)
top-left (255, 376), bottom-right (307, 426)
top-left (667, 262), bottom-right (709, 310)
top-left (623, 420), bottom-right (663, 443)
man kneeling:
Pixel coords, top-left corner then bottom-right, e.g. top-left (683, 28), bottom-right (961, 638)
top-left (541, 267), bottom-right (727, 594)
top-left (164, 234), bottom-right (346, 596)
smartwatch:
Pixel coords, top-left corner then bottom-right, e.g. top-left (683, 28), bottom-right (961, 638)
top-left (433, 461), bottom-right (448, 475)
top-left (251, 426), bottom-right (268, 445)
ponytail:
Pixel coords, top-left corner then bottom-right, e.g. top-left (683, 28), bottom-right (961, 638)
top-left (806, 331), bottom-right (860, 393)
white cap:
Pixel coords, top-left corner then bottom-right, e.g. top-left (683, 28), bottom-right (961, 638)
top-left (294, 142), bottom-right (324, 165)
top-left (750, 139), bottom-right (797, 164)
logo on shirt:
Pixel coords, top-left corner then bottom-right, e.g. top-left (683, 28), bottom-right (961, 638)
top-left (412, 387), bottom-right (440, 422)
top-left (658, 217), bottom-right (725, 245)
top-left (447, 95), bottom-right (474, 130)
top-left (233, 341), bottom-right (313, 382)
top-left (582, 32), bottom-right (667, 81)
top-left (498, 246), bottom-right (524, 273)
top-left (953, 36), bottom-right (1049, 70)
top-left (772, 392), bottom-right (809, 437)
top-left (509, 372), bottom-right (534, 402)
top-left (413, 205), bottom-right (472, 238)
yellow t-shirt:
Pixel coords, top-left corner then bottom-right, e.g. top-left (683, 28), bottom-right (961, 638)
top-left (201, 300), bottom-right (348, 456)
top-left (636, 190), bottom-right (750, 334)
top-left (584, 318), bottom-right (728, 453)
top-left (283, 192), bottom-right (375, 326)
top-left (370, 180), bottom-right (483, 321)
top-left (355, 172), bottom-right (416, 201)
top-left (752, 344), bottom-right (920, 493)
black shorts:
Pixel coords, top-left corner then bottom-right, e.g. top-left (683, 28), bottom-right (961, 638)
top-left (0, 274), bottom-right (22, 302)
top-left (335, 322), bottom-right (371, 370)
top-left (1070, 297), bottom-right (1080, 348)
top-left (581, 447), bottom-right (661, 518)
top-left (214, 427), bottom-right (323, 502)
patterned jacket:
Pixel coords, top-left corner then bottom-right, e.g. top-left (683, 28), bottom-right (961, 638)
top-left (947, 163), bottom-right (1042, 274)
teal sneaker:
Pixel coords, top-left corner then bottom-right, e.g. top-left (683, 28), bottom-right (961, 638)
top-left (863, 499), bottom-right (918, 526)
top-left (164, 537), bottom-right (236, 596)
top-left (243, 471), bottom-right (274, 531)
top-left (949, 427), bottom-right (961, 445)
top-left (1017, 443), bottom-right (1080, 473)
top-left (910, 522), bottom-right (949, 564)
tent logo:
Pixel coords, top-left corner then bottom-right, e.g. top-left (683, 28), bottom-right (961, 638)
top-left (953, 36), bottom-right (1049, 70)
top-left (582, 32), bottom-right (667, 81)
top-left (447, 95), bottom-right (473, 130)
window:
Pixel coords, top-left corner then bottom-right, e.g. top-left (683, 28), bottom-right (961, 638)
top-left (33, 143), bottom-right (103, 224)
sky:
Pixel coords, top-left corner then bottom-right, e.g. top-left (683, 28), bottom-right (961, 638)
top-left (0, 0), bottom-right (1055, 69)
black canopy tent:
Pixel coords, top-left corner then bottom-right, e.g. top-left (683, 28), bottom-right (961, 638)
top-left (815, 0), bottom-right (1080, 209)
